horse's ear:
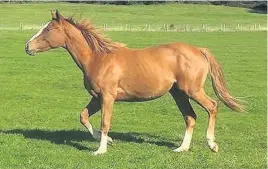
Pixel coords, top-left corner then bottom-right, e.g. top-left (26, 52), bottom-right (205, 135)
top-left (51, 10), bottom-right (57, 20)
top-left (51, 9), bottom-right (63, 22)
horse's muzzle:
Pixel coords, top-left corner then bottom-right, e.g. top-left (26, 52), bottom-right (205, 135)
top-left (25, 43), bottom-right (36, 56)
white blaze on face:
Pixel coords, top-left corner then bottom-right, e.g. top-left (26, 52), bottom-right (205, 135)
top-left (26, 21), bottom-right (51, 44)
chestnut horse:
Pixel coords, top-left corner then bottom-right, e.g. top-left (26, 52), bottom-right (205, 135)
top-left (25, 10), bottom-right (244, 155)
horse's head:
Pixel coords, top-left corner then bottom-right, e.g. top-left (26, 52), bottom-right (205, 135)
top-left (25, 10), bottom-right (66, 56)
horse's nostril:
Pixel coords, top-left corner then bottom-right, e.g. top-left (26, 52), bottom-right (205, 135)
top-left (25, 43), bottom-right (31, 55)
top-left (25, 43), bottom-right (29, 51)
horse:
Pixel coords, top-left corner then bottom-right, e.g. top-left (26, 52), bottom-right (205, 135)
top-left (25, 10), bottom-right (244, 155)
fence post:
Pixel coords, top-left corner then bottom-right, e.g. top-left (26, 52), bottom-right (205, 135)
top-left (20, 23), bottom-right (23, 30)
top-left (166, 24), bottom-right (169, 32)
top-left (106, 24), bottom-right (108, 31)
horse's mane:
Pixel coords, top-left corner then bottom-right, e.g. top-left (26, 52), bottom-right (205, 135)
top-left (65, 17), bottom-right (125, 55)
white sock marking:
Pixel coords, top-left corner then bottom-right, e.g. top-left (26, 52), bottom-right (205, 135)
top-left (99, 133), bottom-right (108, 151)
top-left (174, 130), bottom-right (193, 152)
top-left (93, 132), bottom-right (108, 155)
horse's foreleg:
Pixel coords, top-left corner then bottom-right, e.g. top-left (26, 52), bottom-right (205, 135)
top-left (93, 92), bottom-right (115, 155)
top-left (80, 97), bottom-right (113, 143)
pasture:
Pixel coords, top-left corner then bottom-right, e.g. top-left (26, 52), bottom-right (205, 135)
top-left (0, 3), bottom-right (266, 169)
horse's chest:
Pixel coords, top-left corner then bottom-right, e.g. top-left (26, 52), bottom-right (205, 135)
top-left (83, 76), bottom-right (99, 98)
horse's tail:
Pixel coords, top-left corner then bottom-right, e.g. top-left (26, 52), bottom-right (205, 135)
top-left (200, 48), bottom-right (245, 112)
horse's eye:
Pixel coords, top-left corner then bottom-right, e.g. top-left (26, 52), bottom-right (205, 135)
top-left (46, 28), bottom-right (52, 32)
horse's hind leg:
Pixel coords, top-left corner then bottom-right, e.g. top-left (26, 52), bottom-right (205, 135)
top-left (80, 97), bottom-right (113, 143)
top-left (170, 87), bottom-right (197, 152)
top-left (190, 89), bottom-right (218, 152)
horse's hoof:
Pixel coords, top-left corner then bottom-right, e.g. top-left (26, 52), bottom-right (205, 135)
top-left (107, 136), bottom-right (113, 144)
top-left (92, 149), bottom-right (107, 155)
top-left (173, 147), bottom-right (189, 152)
top-left (92, 130), bottom-right (101, 141)
top-left (210, 143), bottom-right (219, 153)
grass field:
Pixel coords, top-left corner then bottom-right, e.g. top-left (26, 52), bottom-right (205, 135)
top-left (0, 3), bottom-right (267, 169)
top-left (0, 3), bottom-right (266, 28)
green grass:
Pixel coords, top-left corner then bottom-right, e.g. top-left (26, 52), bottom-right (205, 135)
top-left (0, 3), bottom-right (267, 169)
top-left (0, 3), bottom-right (266, 27)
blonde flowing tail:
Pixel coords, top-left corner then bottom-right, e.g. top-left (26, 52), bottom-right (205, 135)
top-left (200, 48), bottom-right (245, 112)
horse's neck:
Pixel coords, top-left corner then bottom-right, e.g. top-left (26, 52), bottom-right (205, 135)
top-left (64, 29), bottom-right (94, 73)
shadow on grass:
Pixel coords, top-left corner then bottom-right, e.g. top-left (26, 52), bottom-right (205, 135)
top-left (247, 9), bottom-right (267, 14)
top-left (0, 129), bottom-right (177, 150)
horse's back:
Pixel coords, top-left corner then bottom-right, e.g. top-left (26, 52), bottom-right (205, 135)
top-left (115, 42), bottom-right (207, 75)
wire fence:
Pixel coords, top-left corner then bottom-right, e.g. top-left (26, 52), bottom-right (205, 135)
top-left (0, 23), bottom-right (267, 32)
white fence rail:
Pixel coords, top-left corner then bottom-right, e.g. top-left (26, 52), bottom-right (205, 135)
top-left (0, 23), bottom-right (267, 32)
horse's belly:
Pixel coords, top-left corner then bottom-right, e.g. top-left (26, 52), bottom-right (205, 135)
top-left (116, 78), bottom-right (174, 102)
top-left (115, 88), bottom-right (164, 102)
